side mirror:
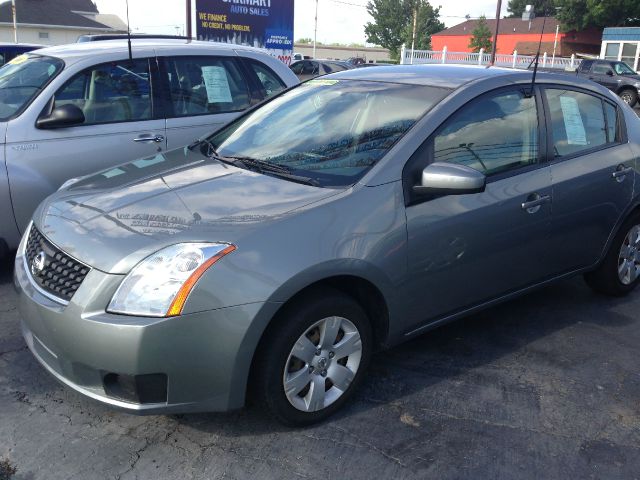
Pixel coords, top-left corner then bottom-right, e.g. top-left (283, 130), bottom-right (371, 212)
top-left (36, 104), bottom-right (85, 129)
top-left (606, 69), bottom-right (614, 76)
top-left (413, 162), bottom-right (486, 196)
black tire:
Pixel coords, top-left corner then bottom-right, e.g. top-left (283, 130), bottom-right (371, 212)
top-left (585, 213), bottom-right (640, 296)
top-left (618, 88), bottom-right (638, 108)
top-left (253, 287), bottom-right (372, 427)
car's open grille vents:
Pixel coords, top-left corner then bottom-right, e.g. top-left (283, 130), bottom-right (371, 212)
top-left (25, 226), bottom-right (90, 302)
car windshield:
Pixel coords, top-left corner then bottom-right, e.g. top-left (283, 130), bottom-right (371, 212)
top-left (207, 79), bottom-right (449, 187)
top-left (0, 54), bottom-right (63, 121)
top-left (613, 62), bottom-right (635, 75)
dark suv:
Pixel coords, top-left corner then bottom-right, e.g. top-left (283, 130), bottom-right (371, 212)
top-left (576, 59), bottom-right (640, 107)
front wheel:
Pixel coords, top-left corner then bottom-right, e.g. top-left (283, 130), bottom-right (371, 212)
top-left (619, 88), bottom-right (638, 108)
top-left (585, 214), bottom-right (640, 296)
top-left (253, 288), bottom-right (372, 426)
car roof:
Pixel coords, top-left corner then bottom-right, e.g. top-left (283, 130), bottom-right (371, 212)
top-left (327, 63), bottom-right (618, 95)
top-left (327, 64), bottom-right (529, 88)
top-left (31, 39), bottom-right (266, 60)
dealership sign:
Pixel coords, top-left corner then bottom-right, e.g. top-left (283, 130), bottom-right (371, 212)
top-left (195, 0), bottom-right (294, 65)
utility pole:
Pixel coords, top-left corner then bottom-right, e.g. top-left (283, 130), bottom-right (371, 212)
top-left (551, 23), bottom-right (559, 66)
top-left (489, 0), bottom-right (503, 65)
top-left (410, 5), bottom-right (417, 64)
top-left (11, 0), bottom-right (17, 44)
top-left (186, 0), bottom-right (192, 39)
top-left (313, 0), bottom-right (318, 58)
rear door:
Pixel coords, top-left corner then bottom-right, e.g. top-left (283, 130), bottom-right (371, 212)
top-left (5, 56), bottom-right (166, 233)
top-left (159, 53), bottom-right (254, 149)
top-left (542, 86), bottom-right (634, 273)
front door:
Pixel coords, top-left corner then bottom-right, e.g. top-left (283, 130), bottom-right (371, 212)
top-left (6, 57), bottom-right (165, 233)
top-left (403, 87), bottom-right (553, 330)
top-left (543, 87), bottom-right (634, 273)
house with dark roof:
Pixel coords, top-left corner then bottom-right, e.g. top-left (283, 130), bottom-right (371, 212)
top-left (432, 17), bottom-right (602, 57)
top-left (0, 0), bottom-right (126, 45)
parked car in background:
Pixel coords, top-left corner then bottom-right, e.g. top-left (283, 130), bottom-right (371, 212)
top-left (289, 59), bottom-right (353, 81)
top-left (576, 59), bottom-right (640, 106)
top-left (15, 65), bottom-right (640, 426)
top-left (345, 56), bottom-right (366, 66)
top-left (0, 39), bottom-right (298, 258)
top-left (0, 43), bottom-right (42, 66)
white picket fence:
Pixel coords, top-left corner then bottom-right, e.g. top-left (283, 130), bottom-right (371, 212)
top-left (401, 45), bottom-right (579, 71)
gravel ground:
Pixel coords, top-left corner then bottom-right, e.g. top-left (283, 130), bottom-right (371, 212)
top-left (1, 255), bottom-right (639, 480)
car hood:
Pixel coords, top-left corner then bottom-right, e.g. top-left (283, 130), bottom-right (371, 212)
top-left (0, 122), bottom-right (7, 144)
top-left (33, 146), bottom-right (342, 274)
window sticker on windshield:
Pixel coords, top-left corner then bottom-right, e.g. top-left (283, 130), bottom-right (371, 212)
top-left (201, 66), bottom-right (232, 103)
top-left (102, 167), bottom-right (125, 179)
top-left (8, 54), bottom-right (28, 65)
top-left (305, 79), bottom-right (339, 86)
top-left (559, 96), bottom-right (587, 145)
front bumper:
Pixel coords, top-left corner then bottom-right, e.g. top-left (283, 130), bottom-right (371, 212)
top-left (14, 238), bottom-right (268, 414)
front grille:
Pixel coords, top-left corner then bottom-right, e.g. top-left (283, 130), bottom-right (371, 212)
top-left (25, 226), bottom-right (90, 302)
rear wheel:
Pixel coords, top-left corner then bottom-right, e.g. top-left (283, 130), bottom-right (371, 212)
top-left (253, 288), bottom-right (372, 426)
top-left (585, 214), bottom-right (640, 296)
top-left (619, 88), bottom-right (638, 108)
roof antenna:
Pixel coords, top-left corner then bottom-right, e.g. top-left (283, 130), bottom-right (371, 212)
top-left (125, 0), bottom-right (133, 63)
top-left (522, 6), bottom-right (546, 97)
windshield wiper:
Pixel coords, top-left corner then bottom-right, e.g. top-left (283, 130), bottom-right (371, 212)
top-left (223, 156), bottom-right (320, 187)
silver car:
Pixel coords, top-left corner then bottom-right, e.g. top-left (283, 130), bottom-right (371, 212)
top-left (0, 39), bottom-right (298, 258)
top-left (14, 65), bottom-right (640, 426)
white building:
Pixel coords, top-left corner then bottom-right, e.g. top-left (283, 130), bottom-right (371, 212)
top-left (0, 0), bottom-right (125, 46)
top-left (600, 27), bottom-right (640, 72)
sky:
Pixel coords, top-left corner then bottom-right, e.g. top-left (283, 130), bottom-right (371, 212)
top-left (93, 0), bottom-right (510, 46)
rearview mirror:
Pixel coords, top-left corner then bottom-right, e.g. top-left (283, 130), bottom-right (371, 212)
top-left (413, 162), bottom-right (486, 196)
top-left (606, 69), bottom-right (614, 76)
top-left (36, 104), bottom-right (85, 129)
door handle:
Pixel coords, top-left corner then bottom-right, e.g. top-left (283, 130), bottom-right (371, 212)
top-left (521, 194), bottom-right (551, 214)
top-left (612, 165), bottom-right (634, 181)
top-left (133, 135), bottom-right (164, 143)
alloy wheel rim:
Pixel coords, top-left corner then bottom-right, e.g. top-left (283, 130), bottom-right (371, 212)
top-left (283, 316), bottom-right (362, 412)
top-left (621, 92), bottom-right (633, 104)
top-left (618, 225), bottom-right (640, 285)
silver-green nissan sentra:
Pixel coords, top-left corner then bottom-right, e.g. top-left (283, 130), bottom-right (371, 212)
top-left (14, 64), bottom-right (640, 426)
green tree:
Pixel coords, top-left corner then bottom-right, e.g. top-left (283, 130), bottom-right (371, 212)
top-left (365, 0), bottom-right (444, 60)
top-left (468, 15), bottom-right (493, 52)
top-left (555, 0), bottom-right (640, 29)
top-left (507, 0), bottom-right (557, 17)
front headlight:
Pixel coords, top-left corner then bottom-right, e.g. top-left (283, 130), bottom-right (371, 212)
top-left (107, 242), bottom-right (236, 317)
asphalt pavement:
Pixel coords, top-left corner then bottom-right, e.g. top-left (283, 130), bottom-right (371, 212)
top-left (1, 252), bottom-right (639, 480)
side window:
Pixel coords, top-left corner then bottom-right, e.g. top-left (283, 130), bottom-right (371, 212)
top-left (579, 60), bottom-right (592, 73)
top-left (604, 101), bottom-right (619, 143)
top-left (302, 61), bottom-right (317, 75)
top-left (290, 61), bottom-right (303, 75)
top-left (592, 63), bottom-right (611, 75)
top-left (164, 56), bottom-right (250, 117)
top-left (434, 89), bottom-right (539, 176)
top-left (247, 60), bottom-right (286, 98)
top-left (544, 89), bottom-right (608, 157)
top-left (54, 59), bottom-right (152, 126)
